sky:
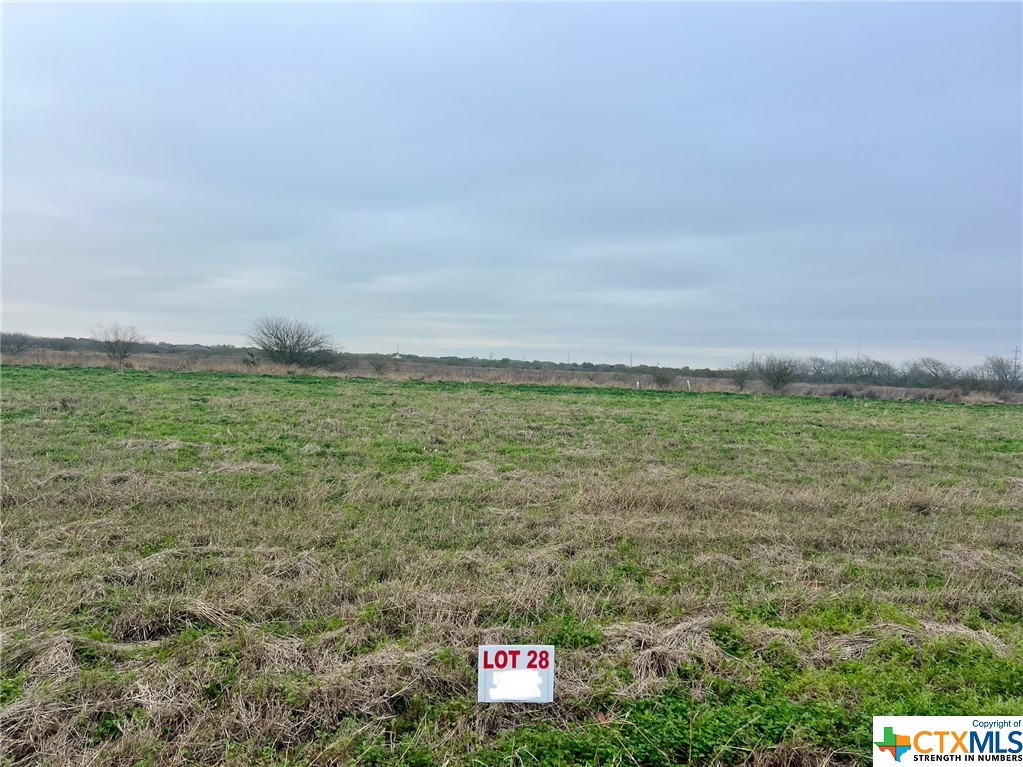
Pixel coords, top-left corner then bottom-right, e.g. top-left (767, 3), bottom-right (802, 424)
top-left (3, 2), bottom-right (1021, 368)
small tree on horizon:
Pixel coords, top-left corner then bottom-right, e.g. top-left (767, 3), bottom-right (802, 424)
top-left (93, 323), bottom-right (146, 368)
top-left (755, 354), bottom-right (802, 393)
top-left (905, 357), bottom-right (961, 388)
top-left (247, 315), bottom-right (335, 368)
top-left (729, 361), bottom-right (753, 392)
top-left (982, 355), bottom-right (1022, 392)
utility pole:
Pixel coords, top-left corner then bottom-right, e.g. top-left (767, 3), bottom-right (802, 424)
top-left (857, 337), bottom-right (861, 360)
top-left (629, 352), bottom-right (633, 367)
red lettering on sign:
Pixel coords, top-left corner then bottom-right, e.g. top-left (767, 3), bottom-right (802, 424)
top-left (484, 648), bottom-right (550, 671)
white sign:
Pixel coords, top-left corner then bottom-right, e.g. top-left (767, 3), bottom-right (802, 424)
top-left (477, 645), bottom-right (554, 703)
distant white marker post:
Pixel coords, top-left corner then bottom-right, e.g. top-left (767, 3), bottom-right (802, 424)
top-left (477, 645), bottom-right (554, 703)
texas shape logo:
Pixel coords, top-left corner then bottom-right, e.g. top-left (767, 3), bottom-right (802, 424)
top-left (875, 726), bottom-right (912, 762)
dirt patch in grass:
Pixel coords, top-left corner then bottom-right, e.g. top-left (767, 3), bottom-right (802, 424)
top-left (210, 462), bottom-right (279, 474)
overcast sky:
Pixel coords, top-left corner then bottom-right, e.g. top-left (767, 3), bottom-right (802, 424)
top-left (3, 2), bottom-right (1021, 367)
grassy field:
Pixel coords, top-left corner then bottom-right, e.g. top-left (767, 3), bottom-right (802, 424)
top-left (2, 365), bottom-right (1021, 766)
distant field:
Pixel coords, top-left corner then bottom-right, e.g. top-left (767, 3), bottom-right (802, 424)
top-left (9, 350), bottom-right (1022, 405)
top-left (2, 365), bottom-right (1021, 766)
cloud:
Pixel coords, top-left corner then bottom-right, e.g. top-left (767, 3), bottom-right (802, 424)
top-left (2, 2), bottom-right (1019, 366)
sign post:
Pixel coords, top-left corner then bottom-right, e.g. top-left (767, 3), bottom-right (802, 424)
top-left (477, 645), bottom-right (555, 703)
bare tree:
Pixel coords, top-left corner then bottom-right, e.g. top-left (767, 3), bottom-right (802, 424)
top-left (906, 357), bottom-right (960, 388)
top-left (755, 354), bottom-right (802, 393)
top-left (0, 331), bottom-right (33, 356)
top-left (863, 358), bottom-right (898, 387)
top-left (248, 315), bottom-right (335, 367)
top-left (93, 324), bottom-right (146, 368)
top-left (806, 356), bottom-right (833, 383)
top-left (982, 355), bottom-right (1022, 392)
top-left (729, 361), bottom-right (753, 392)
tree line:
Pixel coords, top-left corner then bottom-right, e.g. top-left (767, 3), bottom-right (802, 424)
top-left (729, 352), bottom-right (1021, 393)
top-left (2, 317), bottom-right (1020, 393)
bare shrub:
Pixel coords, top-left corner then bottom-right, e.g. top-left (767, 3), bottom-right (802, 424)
top-left (805, 356), bottom-right (833, 383)
top-left (92, 323), bottom-right (146, 368)
top-left (729, 361), bottom-right (753, 392)
top-left (755, 354), bottom-right (802, 393)
top-left (248, 315), bottom-right (335, 368)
